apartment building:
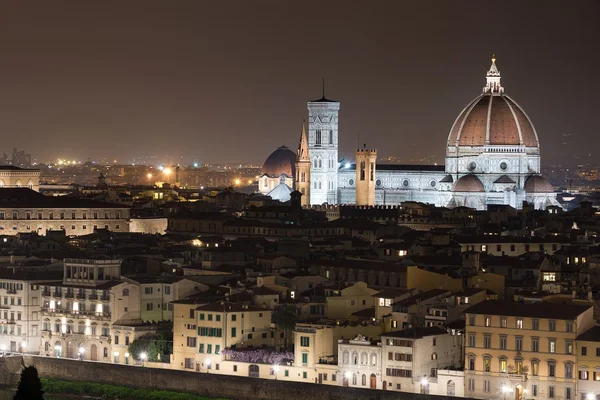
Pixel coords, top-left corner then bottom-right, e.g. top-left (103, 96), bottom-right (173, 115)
top-left (338, 334), bottom-right (382, 389)
top-left (172, 300), bottom-right (272, 372)
top-left (0, 269), bottom-right (61, 353)
top-left (464, 300), bottom-right (595, 400)
top-left (380, 326), bottom-right (463, 394)
top-left (39, 259), bottom-right (141, 361)
top-left (127, 276), bottom-right (205, 322)
top-left (0, 188), bottom-right (130, 236)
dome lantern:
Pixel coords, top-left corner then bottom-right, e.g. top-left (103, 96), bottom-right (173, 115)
top-left (483, 55), bottom-right (504, 94)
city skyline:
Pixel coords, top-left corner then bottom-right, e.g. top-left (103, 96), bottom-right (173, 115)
top-left (1, 1), bottom-right (598, 165)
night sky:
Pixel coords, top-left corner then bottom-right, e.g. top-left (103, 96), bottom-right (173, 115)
top-left (1, 1), bottom-right (598, 166)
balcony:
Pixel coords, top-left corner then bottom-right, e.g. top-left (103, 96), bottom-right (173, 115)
top-left (88, 294), bottom-right (98, 300)
top-left (7, 289), bottom-right (17, 294)
top-left (53, 292), bottom-right (62, 298)
top-left (76, 293), bottom-right (86, 300)
top-left (42, 291), bottom-right (51, 297)
top-left (100, 295), bottom-right (110, 301)
top-left (65, 293), bottom-right (75, 299)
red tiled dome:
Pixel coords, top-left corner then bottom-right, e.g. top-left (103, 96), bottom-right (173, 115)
top-left (261, 146), bottom-right (296, 178)
top-left (453, 174), bottom-right (484, 192)
top-left (524, 175), bottom-right (554, 193)
top-left (447, 94), bottom-right (539, 148)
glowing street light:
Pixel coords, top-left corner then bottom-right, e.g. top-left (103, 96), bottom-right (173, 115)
top-left (421, 377), bottom-right (428, 385)
top-left (163, 167), bottom-right (172, 175)
top-left (234, 179), bottom-right (241, 185)
top-left (272, 364), bottom-right (280, 380)
top-left (147, 173), bottom-right (153, 179)
top-left (205, 358), bottom-right (212, 373)
top-left (140, 352), bottom-right (147, 367)
top-left (587, 394), bottom-right (595, 400)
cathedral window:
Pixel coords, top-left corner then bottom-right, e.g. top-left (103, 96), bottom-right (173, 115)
top-left (300, 172), bottom-right (306, 183)
top-left (500, 161), bottom-right (508, 171)
top-left (370, 163), bottom-right (374, 181)
top-left (318, 158), bottom-right (322, 168)
top-left (329, 130), bottom-right (333, 146)
top-left (316, 130), bottom-right (321, 146)
top-left (360, 161), bottom-right (366, 181)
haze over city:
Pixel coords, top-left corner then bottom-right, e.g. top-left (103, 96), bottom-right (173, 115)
top-left (1, 1), bottom-right (598, 165)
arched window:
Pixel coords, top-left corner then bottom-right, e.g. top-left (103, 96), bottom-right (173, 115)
top-left (27, 180), bottom-right (33, 189)
top-left (370, 353), bottom-right (377, 366)
top-left (565, 362), bottom-right (573, 379)
top-left (361, 352), bottom-right (368, 365)
top-left (548, 360), bottom-right (556, 377)
top-left (103, 347), bottom-right (108, 358)
top-left (447, 380), bottom-right (456, 396)
top-left (352, 373), bottom-right (357, 386)
top-left (352, 352), bottom-right (358, 365)
top-left (514, 357), bottom-right (523, 374)
top-left (483, 356), bottom-right (491, 372)
top-left (578, 366), bottom-right (589, 380)
top-left (342, 351), bottom-right (349, 364)
top-left (499, 357), bottom-right (508, 373)
top-left (44, 342), bottom-right (50, 352)
top-left (361, 374), bottom-right (366, 386)
top-left (467, 355), bottom-right (475, 371)
top-left (531, 359), bottom-right (539, 376)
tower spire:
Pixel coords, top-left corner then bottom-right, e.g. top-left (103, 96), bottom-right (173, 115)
top-left (297, 120), bottom-right (310, 161)
top-left (483, 54), bottom-right (503, 94)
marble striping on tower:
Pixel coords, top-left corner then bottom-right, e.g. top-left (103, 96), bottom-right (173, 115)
top-left (307, 95), bottom-right (340, 205)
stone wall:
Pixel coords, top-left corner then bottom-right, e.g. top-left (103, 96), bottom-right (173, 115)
top-left (1, 356), bottom-right (464, 400)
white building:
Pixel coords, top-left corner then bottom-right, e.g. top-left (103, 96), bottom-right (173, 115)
top-left (338, 334), bottom-right (383, 389)
top-left (39, 258), bottom-right (141, 361)
top-left (0, 269), bottom-right (62, 354)
top-left (380, 326), bottom-right (463, 394)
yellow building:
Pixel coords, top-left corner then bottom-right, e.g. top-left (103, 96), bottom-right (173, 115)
top-left (172, 300), bottom-right (272, 372)
top-left (325, 281), bottom-right (378, 320)
top-left (465, 300), bottom-right (595, 400)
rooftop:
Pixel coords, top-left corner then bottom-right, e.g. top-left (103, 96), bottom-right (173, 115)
top-left (465, 300), bottom-right (591, 319)
top-left (381, 326), bottom-right (447, 339)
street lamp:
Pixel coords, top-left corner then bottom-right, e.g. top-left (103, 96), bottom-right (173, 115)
top-left (586, 394), bottom-right (595, 400)
top-left (54, 344), bottom-right (61, 358)
top-left (125, 352), bottom-right (130, 365)
top-left (1, 344), bottom-right (6, 356)
top-left (421, 377), bottom-right (429, 394)
top-left (501, 385), bottom-right (513, 400)
top-left (20, 342), bottom-right (27, 353)
top-left (140, 352), bottom-right (147, 367)
top-left (78, 347), bottom-right (85, 361)
top-left (205, 358), bottom-right (211, 373)
top-left (272, 364), bottom-right (280, 380)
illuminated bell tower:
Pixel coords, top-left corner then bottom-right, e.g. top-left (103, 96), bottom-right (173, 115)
top-left (295, 122), bottom-right (311, 207)
top-left (307, 81), bottom-right (340, 205)
top-left (355, 146), bottom-right (377, 206)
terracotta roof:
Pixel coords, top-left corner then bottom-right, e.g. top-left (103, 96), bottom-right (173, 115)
top-left (261, 146), bottom-right (296, 178)
top-left (524, 175), bottom-right (554, 193)
top-left (465, 300), bottom-right (591, 319)
top-left (440, 175), bottom-right (454, 183)
top-left (576, 326), bottom-right (600, 342)
top-left (453, 175), bottom-right (484, 192)
top-left (447, 94), bottom-right (538, 147)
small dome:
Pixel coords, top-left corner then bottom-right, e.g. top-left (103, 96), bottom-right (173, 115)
top-left (525, 175), bottom-right (554, 193)
top-left (453, 174), bottom-right (485, 192)
top-left (261, 146), bottom-right (296, 177)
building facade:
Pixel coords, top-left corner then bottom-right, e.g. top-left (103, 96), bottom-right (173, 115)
top-left (464, 300), bottom-right (596, 400)
top-left (0, 188), bottom-right (130, 236)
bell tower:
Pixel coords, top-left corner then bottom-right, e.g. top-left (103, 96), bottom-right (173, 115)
top-left (307, 80), bottom-right (340, 205)
top-left (295, 122), bottom-right (311, 207)
top-left (355, 145), bottom-right (377, 206)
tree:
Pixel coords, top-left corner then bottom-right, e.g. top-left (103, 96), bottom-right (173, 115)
top-left (272, 304), bottom-right (297, 351)
top-left (13, 366), bottom-right (44, 400)
top-left (127, 330), bottom-right (173, 362)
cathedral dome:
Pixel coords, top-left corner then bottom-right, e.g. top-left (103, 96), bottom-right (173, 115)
top-left (453, 174), bottom-right (485, 192)
top-left (524, 175), bottom-right (554, 193)
top-left (447, 58), bottom-right (539, 148)
top-left (261, 146), bottom-right (296, 178)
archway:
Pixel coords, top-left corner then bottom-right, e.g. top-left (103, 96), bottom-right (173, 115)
top-left (343, 374), bottom-right (349, 387)
top-left (447, 380), bottom-right (456, 396)
top-left (91, 344), bottom-right (98, 361)
top-left (515, 384), bottom-right (523, 400)
top-left (370, 374), bottom-right (376, 389)
top-left (54, 341), bottom-right (62, 357)
top-left (382, 380), bottom-right (387, 390)
top-left (249, 364), bottom-right (259, 378)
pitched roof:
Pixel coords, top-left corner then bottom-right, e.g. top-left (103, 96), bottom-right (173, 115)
top-left (465, 300), bottom-right (591, 320)
top-left (576, 326), bottom-right (600, 342)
